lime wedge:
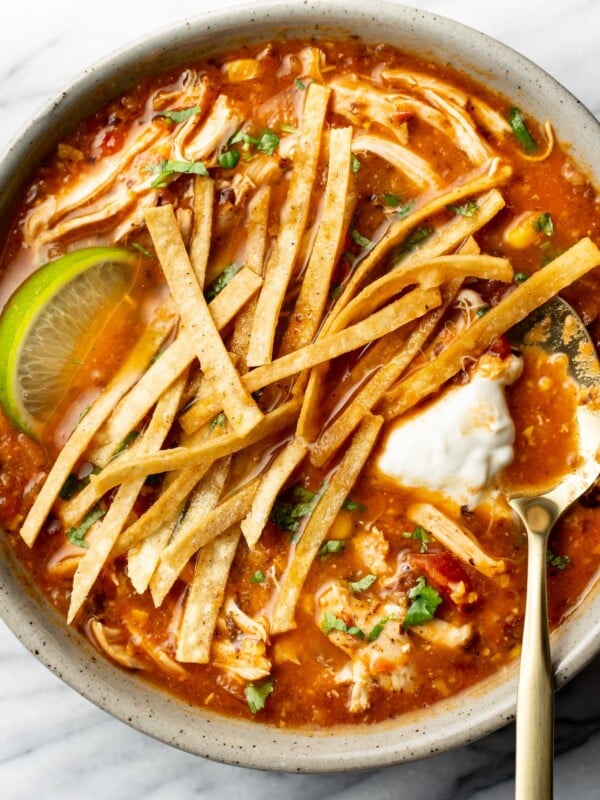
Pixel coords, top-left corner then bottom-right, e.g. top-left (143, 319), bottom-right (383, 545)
top-left (0, 246), bottom-right (138, 435)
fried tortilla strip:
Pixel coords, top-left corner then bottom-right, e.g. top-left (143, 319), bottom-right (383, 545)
top-left (230, 185), bottom-right (271, 372)
top-left (295, 189), bottom-right (506, 440)
top-left (19, 304), bottom-right (177, 547)
top-left (129, 457), bottom-right (230, 599)
top-left (240, 435), bottom-right (309, 548)
top-left (150, 457), bottom-right (231, 606)
top-left (270, 414), bottom-right (383, 634)
top-left (87, 265), bottom-right (262, 467)
top-left (310, 281), bottom-right (462, 467)
top-left (179, 286), bottom-right (440, 435)
top-left (176, 527), bottom-right (241, 663)
top-left (145, 203), bottom-right (263, 436)
top-left (158, 478), bottom-right (259, 593)
top-left (328, 160), bottom-right (512, 323)
top-left (280, 126), bottom-right (354, 354)
top-left (113, 467), bottom-right (209, 557)
top-left (407, 503), bottom-right (506, 577)
top-left (92, 397), bottom-right (301, 493)
top-left (67, 376), bottom-right (186, 623)
top-left (189, 175), bottom-right (214, 287)
top-left (382, 237), bottom-right (600, 419)
top-left (246, 82), bottom-right (330, 366)
top-left (333, 254), bottom-right (512, 331)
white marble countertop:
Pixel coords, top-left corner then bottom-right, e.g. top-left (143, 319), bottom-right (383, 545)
top-left (2, 0), bottom-right (600, 797)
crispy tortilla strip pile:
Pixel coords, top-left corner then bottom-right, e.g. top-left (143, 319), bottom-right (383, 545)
top-left (18, 58), bottom-right (600, 674)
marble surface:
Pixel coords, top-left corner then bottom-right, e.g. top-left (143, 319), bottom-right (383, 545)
top-left (2, 0), bottom-right (600, 797)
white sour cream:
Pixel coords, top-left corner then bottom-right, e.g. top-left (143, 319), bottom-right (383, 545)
top-left (377, 354), bottom-right (523, 508)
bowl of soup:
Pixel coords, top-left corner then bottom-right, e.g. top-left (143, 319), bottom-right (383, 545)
top-left (1, 0), bottom-right (600, 771)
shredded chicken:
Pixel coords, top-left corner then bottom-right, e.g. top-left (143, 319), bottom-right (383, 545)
top-left (212, 598), bottom-right (271, 682)
top-left (316, 581), bottom-right (413, 712)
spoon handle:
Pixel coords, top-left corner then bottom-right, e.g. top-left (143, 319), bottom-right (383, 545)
top-left (515, 520), bottom-right (554, 800)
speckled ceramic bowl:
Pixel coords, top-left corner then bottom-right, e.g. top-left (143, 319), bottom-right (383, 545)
top-left (1, 0), bottom-right (600, 772)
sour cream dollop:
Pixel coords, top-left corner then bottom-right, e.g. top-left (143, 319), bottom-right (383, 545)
top-left (377, 353), bottom-right (523, 508)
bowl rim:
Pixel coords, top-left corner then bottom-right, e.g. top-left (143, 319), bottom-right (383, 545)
top-left (1, 0), bottom-right (600, 772)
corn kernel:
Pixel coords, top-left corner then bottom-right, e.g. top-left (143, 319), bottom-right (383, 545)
top-left (503, 211), bottom-right (541, 249)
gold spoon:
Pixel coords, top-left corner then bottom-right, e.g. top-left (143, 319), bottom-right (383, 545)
top-left (508, 296), bottom-right (600, 800)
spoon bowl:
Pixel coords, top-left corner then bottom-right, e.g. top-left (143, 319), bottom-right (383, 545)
top-left (508, 296), bottom-right (600, 799)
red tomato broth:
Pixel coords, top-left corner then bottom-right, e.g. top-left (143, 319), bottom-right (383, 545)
top-left (1, 38), bottom-right (600, 728)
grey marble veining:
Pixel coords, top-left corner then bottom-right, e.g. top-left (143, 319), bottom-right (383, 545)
top-left (2, 1), bottom-right (600, 797)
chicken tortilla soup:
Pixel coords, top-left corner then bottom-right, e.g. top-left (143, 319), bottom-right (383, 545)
top-left (1, 39), bottom-right (600, 727)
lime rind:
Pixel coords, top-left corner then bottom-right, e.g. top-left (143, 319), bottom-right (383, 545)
top-left (0, 246), bottom-right (138, 435)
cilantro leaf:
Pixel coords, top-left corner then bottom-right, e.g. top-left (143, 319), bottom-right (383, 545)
top-left (351, 227), bottom-right (372, 249)
top-left (147, 159), bottom-right (209, 188)
top-left (351, 154), bottom-right (361, 174)
top-left (204, 263), bottom-right (242, 302)
top-left (209, 411), bottom-right (226, 431)
top-left (250, 570), bottom-right (266, 583)
top-left (349, 574), bottom-right (377, 593)
top-left (131, 242), bottom-right (155, 259)
top-left (547, 549), bottom-right (571, 570)
top-left (156, 105), bottom-right (201, 124)
top-left (110, 430), bottom-right (140, 460)
top-left (403, 577), bottom-right (442, 628)
top-left (255, 129), bottom-right (280, 155)
top-left (270, 485), bottom-right (323, 533)
top-left (382, 192), bottom-right (401, 207)
top-left (508, 107), bottom-right (538, 154)
top-left (533, 212), bottom-right (554, 237)
top-left (66, 506), bottom-right (106, 549)
top-left (368, 614), bottom-right (400, 641)
top-left (393, 225), bottom-right (432, 262)
top-left (294, 78), bottom-right (307, 91)
top-left (402, 525), bottom-right (431, 553)
top-left (321, 611), bottom-right (364, 639)
top-left (245, 678), bottom-right (274, 714)
top-left (218, 149), bottom-right (241, 169)
top-left (342, 497), bottom-right (365, 512)
top-left (318, 539), bottom-right (346, 556)
top-left (447, 199), bottom-right (479, 218)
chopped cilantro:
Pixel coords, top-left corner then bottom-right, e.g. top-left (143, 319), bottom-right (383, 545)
top-left (447, 199), bottom-right (479, 218)
top-left (156, 105), bottom-right (201, 124)
top-left (402, 525), bottom-right (431, 553)
top-left (245, 678), bottom-right (274, 714)
top-left (368, 614), bottom-right (399, 641)
top-left (270, 485), bottom-right (324, 533)
top-left (403, 577), bottom-right (442, 628)
top-left (204, 263), bottom-right (242, 302)
top-left (209, 411), bottom-right (226, 431)
top-left (351, 227), bottom-right (372, 249)
top-left (476, 306), bottom-right (490, 317)
top-left (342, 498), bottom-right (366, 512)
top-left (349, 573), bottom-right (377, 593)
top-left (330, 284), bottom-right (343, 300)
top-left (110, 430), bottom-right (140, 460)
top-left (318, 539), bottom-right (346, 556)
top-left (59, 466), bottom-right (100, 500)
top-left (59, 473), bottom-right (82, 501)
top-left (351, 154), bottom-right (361, 174)
top-left (383, 192), bottom-right (401, 207)
top-left (147, 158), bottom-right (209, 188)
top-left (256, 129), bottom-right (280, 155)
top-left (533, 212), bottom-right (554, 237)
top-left (508, 107), bottom-right (538, 154)
top-left (294, 77), bottom-right (307, 91)
top-left (321, 611), bottom-right (365, 639)
top-left (66, 506), bottom-right (106, 549)
top-left (514, 271), bottom-right (529, 283)
top-left (343, 250), bottom-right (357, 269)
top-left (393, 225), bottom-right (432, 262)
top-left (218, 149), bottom-right (240, 169)
top-left (131, 242), bottom-right (155, 259)
top-left (547, 549), bottom-right (571, 570)
top-left (251, 570), bottom-right (266, 583)
top-left (394, 201), bottom-right (414, 220)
